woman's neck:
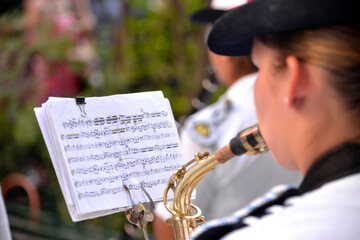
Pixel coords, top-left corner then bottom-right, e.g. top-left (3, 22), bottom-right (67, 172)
top-left (295, 110), bottom-right (360, 175)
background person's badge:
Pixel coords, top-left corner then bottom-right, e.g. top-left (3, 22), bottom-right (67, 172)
top-left (189, 121), bottom-right (218, 146)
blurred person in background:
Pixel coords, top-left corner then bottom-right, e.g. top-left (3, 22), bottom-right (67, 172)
top-left (153, 1), bottom-right (302, 239)
top-left (191, 0), bottom-right (360, 239)
top-left (24, 0), bottom-right (97, 104)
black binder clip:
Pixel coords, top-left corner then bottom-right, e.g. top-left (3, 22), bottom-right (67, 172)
top-left (75, 96), bottom-right (87, 117)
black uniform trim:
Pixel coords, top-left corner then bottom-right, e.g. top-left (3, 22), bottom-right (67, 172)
top-left (298, 140), bottom-right (360, 194)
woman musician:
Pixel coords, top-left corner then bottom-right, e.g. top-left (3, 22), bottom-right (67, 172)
top-left (191, 0), bottom-right (360, 239)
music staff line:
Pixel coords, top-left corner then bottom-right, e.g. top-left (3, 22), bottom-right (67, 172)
top-left (67, 143), bottom-right (180, 164)
top-left (74, 164), bottom-right (181, 188)
top-left (61, 121), bottom-right (173, 142)
top-left (71, 155), bottom-right (181, 175)
top-left (64, 132), bottom-right (176, 152)
top-left (63, 109), bottom-right (168, 129)
top-left (69, 151), bottom-right (182, 168)
top-left (77, 177), bottom-right (169, 200)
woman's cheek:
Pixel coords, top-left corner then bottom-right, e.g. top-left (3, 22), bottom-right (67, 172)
top-left (254, 75), bottom-right (266, 126)
top-left (254, 74), bottom-right (273, 153)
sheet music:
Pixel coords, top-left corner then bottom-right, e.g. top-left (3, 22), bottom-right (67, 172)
top-left (35, 91), bottom-right (185, 221)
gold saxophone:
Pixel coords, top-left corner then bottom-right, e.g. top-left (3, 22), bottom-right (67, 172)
top-left (163, 124), bottom-right (269, 240)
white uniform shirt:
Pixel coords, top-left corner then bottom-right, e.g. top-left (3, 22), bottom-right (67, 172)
top-left (222, 173), bottom-right (360, 240)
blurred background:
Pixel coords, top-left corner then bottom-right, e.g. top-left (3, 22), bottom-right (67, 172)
top-left (0, 0), bottom-right (225, 239)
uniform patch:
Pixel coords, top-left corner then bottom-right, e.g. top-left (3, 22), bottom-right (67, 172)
top-left (186, 97), bottom-right (232, 146)
top-left (194, 123), bottom-right (211, 137)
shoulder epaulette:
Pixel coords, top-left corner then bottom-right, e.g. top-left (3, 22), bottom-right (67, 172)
top-left (186, 97), bottom-right (232, 146)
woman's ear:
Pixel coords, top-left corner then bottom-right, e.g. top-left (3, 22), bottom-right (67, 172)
top-left (284, 56), bottom-right (308, 108)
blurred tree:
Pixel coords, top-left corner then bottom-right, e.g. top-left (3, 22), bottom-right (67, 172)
top-left (95, 0), bottom-right (208, 118)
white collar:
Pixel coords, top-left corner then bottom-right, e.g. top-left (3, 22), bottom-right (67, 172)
top-left (225, 72), bottom-right (258, 103)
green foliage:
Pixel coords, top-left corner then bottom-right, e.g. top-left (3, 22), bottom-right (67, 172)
top-left (97, 0), bottom-right (209, 118)
top-left (0, 16), bottom-right (33, 101)
top-left (0, 0), bottom-right (218, 237)
top-left (29, 22), bottom-right (87, 74)
top-left (0, 12), bottom-right (37, 178)
top-left (30, 24), bottom-right (73, 61)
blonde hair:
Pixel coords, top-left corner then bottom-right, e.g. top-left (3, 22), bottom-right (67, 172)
top-left (259, 25), bottom-right (360, 115)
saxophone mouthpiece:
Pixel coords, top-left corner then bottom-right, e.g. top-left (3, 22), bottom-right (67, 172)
top-left (215, 124), bottom-right (268, 163)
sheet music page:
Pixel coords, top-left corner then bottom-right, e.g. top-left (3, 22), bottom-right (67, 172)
top-left (34, 107), bottom-right (74, 206)
top-left (36, 91), bottom-right (185, 217)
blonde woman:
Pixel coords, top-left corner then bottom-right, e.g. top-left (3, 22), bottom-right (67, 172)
top-left (191, 0), bottom-right (360, 239)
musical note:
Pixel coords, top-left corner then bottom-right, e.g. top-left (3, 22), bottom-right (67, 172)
top-left (63, 109), bottom-right (169, 129)
top-left (125, 143), bottom-right (179, 154)
top-left (35, 91), bottom-right (188, 219)
top-left (71, 160), bottom-right (182, 176)
top-left (61, 122), bottom-right (174, 142)
top-left (68, 152), bottom-right (182, 168)
top-left (64, 133), bottom-right (176, 151)
top-left (77, 178), bottom-right (169, 200)
top-left (56, 99), bottom-right (183, 212)
top-left (75, 173), bottom-right (130, 187)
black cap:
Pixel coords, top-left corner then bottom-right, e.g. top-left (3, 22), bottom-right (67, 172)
top-left (190, 8), bottom-right (226, 24)
top-left (207, 0), bottom-right (360, 56)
